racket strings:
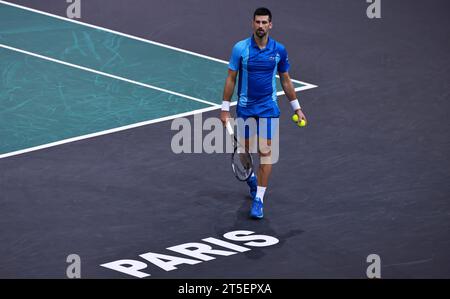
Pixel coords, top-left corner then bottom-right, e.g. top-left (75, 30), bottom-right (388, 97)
top-left (232, 151), bottom-right (253, 180)
top-left (239, 153), bottom-right (252, 169)
top-left (227, 122), bottom-right (254, 181)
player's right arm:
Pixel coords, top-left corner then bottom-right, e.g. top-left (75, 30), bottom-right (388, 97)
top-left (221, 41), bottom-right (244, 126)
top-left (220, 69), bottom-right (238, 125)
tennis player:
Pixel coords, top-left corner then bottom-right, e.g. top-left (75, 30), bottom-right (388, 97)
top-left (220, 7), bottom-right (307, 219)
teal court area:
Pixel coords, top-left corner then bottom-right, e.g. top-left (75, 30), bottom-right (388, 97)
top-left (0, 2), bottom-right (312, 157)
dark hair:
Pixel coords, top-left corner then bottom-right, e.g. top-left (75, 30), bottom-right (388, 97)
top-left (253, 7), bottom-right (272, 22)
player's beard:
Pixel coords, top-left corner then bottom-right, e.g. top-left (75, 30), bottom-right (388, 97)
top-left (255, 29), bottom-right (266, 38)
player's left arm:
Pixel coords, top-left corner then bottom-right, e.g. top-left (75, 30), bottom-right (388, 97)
top-left (279, 71), bottom-right (307, 121)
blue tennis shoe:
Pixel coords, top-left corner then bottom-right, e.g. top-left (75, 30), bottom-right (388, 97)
top-left (250, 197), bottom-right (264, 219)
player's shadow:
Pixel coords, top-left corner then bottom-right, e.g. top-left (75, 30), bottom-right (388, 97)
top-left (214, 197), bottom-right (304, 261)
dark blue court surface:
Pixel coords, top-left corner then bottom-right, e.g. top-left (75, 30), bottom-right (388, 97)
top-left (0, 0), bottom-right (449, 279)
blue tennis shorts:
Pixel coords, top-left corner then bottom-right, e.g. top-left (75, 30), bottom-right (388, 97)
top-left (236, 117), bottom-right (279, 140)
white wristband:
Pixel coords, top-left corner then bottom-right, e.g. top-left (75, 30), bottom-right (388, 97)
top-left (221, 100), bottom-right (231, 111)
top-left (290, 99), bottom-right (301, 111)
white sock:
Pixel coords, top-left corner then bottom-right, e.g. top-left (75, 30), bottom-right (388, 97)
top-left (256, 186), bottom-right (266, 202)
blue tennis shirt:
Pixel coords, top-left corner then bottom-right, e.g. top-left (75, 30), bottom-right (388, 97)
top-left (229, 35), bottom-right (290, 118)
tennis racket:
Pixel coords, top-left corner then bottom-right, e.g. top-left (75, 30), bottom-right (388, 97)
top-left (226, 120), bottom-right (254, 181)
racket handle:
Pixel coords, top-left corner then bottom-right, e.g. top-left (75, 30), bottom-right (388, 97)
top-left (226, 121), bottom-right (234, 136)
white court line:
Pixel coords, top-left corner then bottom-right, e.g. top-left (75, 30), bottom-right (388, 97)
top-left (276, 83), bottom-right (318, 96)
top-left (0, 0), bottom-right (318, 92)
top-left (0, 44), bottom-right (219, 107)
top-left (0, 104), bottom-right (237, 159)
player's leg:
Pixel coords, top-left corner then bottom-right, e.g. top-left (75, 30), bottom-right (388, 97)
top-left (257, 138), bottom-right (272, 187)
top-left (249, 138), bottom-right (271, 219)
top-left (244, 135), bottom-right (258, 198)
top-left (250, 117), bottom-right (278, 219)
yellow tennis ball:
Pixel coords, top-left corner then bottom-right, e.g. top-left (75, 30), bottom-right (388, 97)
top-left (298, 119), bottom-right (307, 127)
top-left (292, 114), bottom-right (299, 122)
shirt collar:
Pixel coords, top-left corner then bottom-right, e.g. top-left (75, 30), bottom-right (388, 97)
top-left (251, 35), bottom-right (273, 50)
